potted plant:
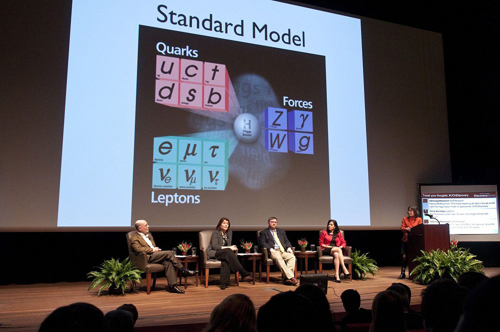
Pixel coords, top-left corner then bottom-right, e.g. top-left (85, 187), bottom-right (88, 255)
top-left (298, 238), bottom-right (308, 252)
top-left (410, 244), bottom-right (483, 285)
top-left (88, 257), bottom-right (142, 296)
top-left (240, 239), bottom-right (253, 253)
top-left (177, 241), bottom-right (192, 255)
top-left (351, 249), bottom-right (379, 279)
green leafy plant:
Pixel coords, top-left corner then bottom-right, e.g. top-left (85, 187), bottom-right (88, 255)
top-left (88, 257), bottom-right (142, 296)
top-left (410, 248), bottom-right (484, 285)
top-left (351, 249), bottom-right (379, 279)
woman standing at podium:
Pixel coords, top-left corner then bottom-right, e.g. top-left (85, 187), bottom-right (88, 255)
top-left (399, 206), bottom-right (422, 279)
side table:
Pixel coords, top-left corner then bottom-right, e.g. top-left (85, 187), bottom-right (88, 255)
top-left (237, 253), bottom-right (262, 285)
top-left (175, 255), bottom-right (199, 289)
top-left (294, 251), bottom-right (317, 275)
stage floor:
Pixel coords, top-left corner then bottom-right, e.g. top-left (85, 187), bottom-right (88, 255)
top-left (1, 267), bottom-right (499, 331)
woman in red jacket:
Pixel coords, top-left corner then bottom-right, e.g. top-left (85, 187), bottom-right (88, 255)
top-left (399, 206), bottom-right (422, 279)
top-left (319, 219), bottom-right (350, 283)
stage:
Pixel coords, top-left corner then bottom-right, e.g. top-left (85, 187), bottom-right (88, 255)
top-left (1, 267), bottom-right (499, 331)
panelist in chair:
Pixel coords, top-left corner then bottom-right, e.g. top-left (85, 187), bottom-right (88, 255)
top-left (130, 220), bottom-right (197, 294)
top-left (319, 219), bottom-right (350, 283)
top-left (207, 217), bottom-right (250, 290)
top-left (259, 216), bottom-right (297, 286)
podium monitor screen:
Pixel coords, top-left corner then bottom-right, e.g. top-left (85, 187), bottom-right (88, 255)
top-left (420, 184), bottom-right (500, 241)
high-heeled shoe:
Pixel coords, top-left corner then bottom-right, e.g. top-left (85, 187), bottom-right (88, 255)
top-left (343, 272), bottom-right (351, 280)
top-left (334, 275), bottom-right (341, 283)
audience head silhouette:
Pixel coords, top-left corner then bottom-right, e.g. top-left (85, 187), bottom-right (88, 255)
top-left (295, 284), bottom-right (334, 329)
top-left (421, 278), bottom-right (467, 332)
top-left (202, 293), bottom-right (256, 332)
top-left (258, 291), bottom-right (319, 332)
top-left (341, 289), bottom-right (362, 313)
top-left (455, 274), bottom-right (500, 332)
top-left (457, 271), bottom-right (488, 291)
top-left (39, 302), bottom-right (107, 332)
top-left (387, 284), bottom-right (410, 312)
top-left (116, 304), bottom-right (138, 325)
top-left (391, 282), bottom-right (412, 305)
top-left (369, 290), bottom-right (406, 332)
top-left (105, 309), bottom-right (134, 332)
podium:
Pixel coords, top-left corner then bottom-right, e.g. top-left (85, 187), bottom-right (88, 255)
top-left (407, 223), bottom-right (450, 279)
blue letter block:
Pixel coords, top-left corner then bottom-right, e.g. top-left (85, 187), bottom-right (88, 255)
top-left (288, 110), bottom-right (313, 132)
top-left (152, 163), bottom-right (177, 189)
top-left (203, 140), bottom-right (227, 166)
top-left (154, 137), bottom-right (178, 163)
top-left (178, 138), bottom-right (202, 164)
top-left (265, 129), bottom-right (288, 153)
top-left (203, 166), bottom-right (227, 190)
top-left (289, 132), bottom-right (314, 154)
top-left (177, 165), bottom-right (202, 190)
top-left (265, 107), bottom-right (287, 130)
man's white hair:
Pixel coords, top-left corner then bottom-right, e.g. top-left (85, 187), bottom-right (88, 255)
top-left (135, 219), bottom-right (147, 230)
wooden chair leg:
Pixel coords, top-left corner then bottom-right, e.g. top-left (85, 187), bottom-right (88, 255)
top-left (236, 272), bottom-right (240, 286)
top-left (266, 266), bottom-right (270, 284)
top-left (205, 268), bottom-right (209, 288)
top-left (152, 273), bottom-right (157, 289)
top-left (147, 273), bottom-right (152, 295)
top-left (319, 263), bottom-right (323, 273)
top-left (349, 263), bottom-right (352, 280)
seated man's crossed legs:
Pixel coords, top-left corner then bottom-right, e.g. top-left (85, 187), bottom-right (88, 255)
top-left (148, 250), bottom-right (197, 294)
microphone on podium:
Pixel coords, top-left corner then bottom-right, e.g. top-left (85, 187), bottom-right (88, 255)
top-left (425, 213), bottom-right (441, 224)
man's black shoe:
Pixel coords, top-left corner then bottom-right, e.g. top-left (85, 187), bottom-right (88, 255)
top-left (181, 268), bottom-right (198, 277)
top-left (168, 284), bottom-right (185, 294)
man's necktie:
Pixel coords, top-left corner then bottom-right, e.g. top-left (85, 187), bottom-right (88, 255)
top-left (273, 230), bottom-right (285, 253)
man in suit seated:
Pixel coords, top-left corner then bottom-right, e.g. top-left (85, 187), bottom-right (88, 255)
top-left (130, 220), bottom-right (197, 294)
top-left (259, 216), bottom-right (297, 285)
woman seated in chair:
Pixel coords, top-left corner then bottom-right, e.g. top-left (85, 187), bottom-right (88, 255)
top-left (319, 219), bottom-right (350, 283)
top-left (207, 217), bottom-right (251, 290)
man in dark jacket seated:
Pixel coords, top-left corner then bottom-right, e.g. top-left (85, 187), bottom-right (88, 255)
top-left (259, 217), bottom-right (297, 285)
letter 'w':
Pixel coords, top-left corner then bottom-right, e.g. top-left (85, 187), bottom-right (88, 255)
top-left (270, 132), bottom-right (286, 149)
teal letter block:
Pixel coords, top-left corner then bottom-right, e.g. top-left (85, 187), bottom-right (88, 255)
top-left (154, 137), bottom-right (178, 163)
top-left (152, 163), bottom-right (177, 189)
top-left (177, 165), bottom-right (202, 190)
top-left (203, 166), bottom-right (227, 190)
top-left (203, 140), bottom-right (228, 166)
top-left (178, 138), bottom-right (202, 164)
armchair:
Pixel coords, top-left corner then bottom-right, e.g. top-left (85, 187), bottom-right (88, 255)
top-left (318, 230), bottom-right (352, 280)
top-left (126, 231), bottom-right (164, 294)
top-left (257, 230), bottom-right (297, 283)
top-left (199, 230), bottom-right (239, 288)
